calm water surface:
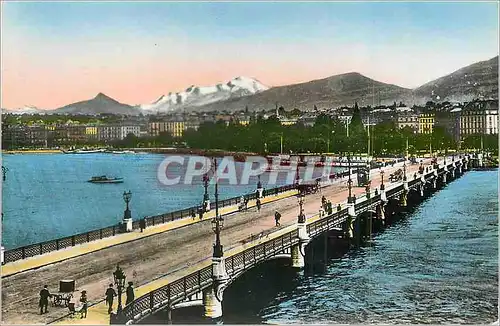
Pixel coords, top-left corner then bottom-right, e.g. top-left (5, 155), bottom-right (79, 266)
top-left (2, 153), bottom-right (338, 249)
top-left (169, 170), bottom-right (498, 324)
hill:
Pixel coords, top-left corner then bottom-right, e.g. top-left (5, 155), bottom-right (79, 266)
top-left (53, 93), bottom-right (140, 115)
top-left (187, 72), bottom-right (412, 112)
top-left (413, 56), bottom-right (498, 103)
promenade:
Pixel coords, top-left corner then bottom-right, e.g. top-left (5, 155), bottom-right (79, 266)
top-left (1, 189), bottom-right (297, 277)
top-left (1, 158), bottom-right (436, 325)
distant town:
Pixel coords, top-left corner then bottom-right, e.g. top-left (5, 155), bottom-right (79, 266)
top-left (1, 99), bottom-right (498, 155)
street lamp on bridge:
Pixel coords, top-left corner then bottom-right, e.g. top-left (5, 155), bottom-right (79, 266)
top-left (113, 265), bottom-right (126, 314)
top-left (203, 173), bottom-right (210, 211)
top-left (380, 169), bottom-right (385, 190)
top-left (297, 194), bottom-right (306, 223)
top-left (211, 158), bottom-right (224, 258)
top-left (347, 155), bottom-right (354, 204)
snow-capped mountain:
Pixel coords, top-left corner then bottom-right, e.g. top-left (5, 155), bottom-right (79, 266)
top-left (2, 105), bottom-right (47, 115)
top-left (141, 76), bottom-right (269, 113)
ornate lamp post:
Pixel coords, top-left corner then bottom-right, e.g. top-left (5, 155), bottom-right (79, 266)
top-left (297, 194), bottom-right (306, 223)
top-left (203, 173), bottom-right (210, 212)
top-left (113, 265), bottom-right (126, 313)
top-left (123, 191), bottom-right (132, 219)
top-left (211, 159), bottom-right (224, 258)
top-left (403, 160), bottom-right (407, 181)
top-left (122, 191), bottom-right (133, 232)
top-left (347, 154), bottom-right (354, 203)
top-left (380, 170), bottom-right (385, 190)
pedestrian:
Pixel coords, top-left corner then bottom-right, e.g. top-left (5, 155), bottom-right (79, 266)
top-left (79, 290), bottom-right (88, 319)
top-left (191, 208), bottom-right (196, 220)
top-left (125, 282), bottom-right (135, 306)
top-left (327, 201), bottom-right (332, 215)
top-left (321, 195), bottom-right (326, 209)
top-left (105, 284), bottom-right (116, 314)
top-left (256, 198), bottom-right (261, 212)
top-left (244, 197), bottom-right (249, 211)
top-left (198, 206), bottom-right (203, 220)
top-left (39, 285), bottom-right (51, 314)
top-left (274, 211), bottom-right (281, 227)
top-left (139, 218), bottom-right (146, 233)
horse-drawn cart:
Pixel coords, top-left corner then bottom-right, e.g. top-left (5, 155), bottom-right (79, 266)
top-left (52, 280), bottom-right (75, 307)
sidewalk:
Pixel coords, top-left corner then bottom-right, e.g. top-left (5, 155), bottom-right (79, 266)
top-left (52, 226), bottom-right (297, 325)
top-left (1, 189), bottom-right (298, 278)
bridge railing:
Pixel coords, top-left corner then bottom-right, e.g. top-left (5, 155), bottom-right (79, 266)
top-left (122, 264), bottom-right (214, 323)
top-left (121, 229), bottom-right (299, 324)
top-left (307, 208), bottom-right (349, 237)
top-left (225, 229), bottom-right (299, 277)
top-left (3, 184), bottom-right (297, 264)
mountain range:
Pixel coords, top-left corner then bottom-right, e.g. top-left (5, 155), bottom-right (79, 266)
top-left (2, 56), bottom-right (498, 115)
top-left (141, 76), bottom-right (268, 114)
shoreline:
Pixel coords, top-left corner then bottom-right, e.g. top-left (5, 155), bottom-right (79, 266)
top-left (2, 149), bottom-right (63, 154)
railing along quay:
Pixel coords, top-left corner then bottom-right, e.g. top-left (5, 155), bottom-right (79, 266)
top-left (120, 230), bottom-right (300, 323)
top-left (3, 184), bottom-right (296, 264)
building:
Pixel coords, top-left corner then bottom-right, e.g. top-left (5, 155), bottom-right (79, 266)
top-left (166, 120), bottom-right (186, 137)
top-left (98, 125), bottom-right (122, 142)
top-left (120, 125), bottom-right (141, 139)
top-left (460, 100), bottom-right (499, 136)
top-left (185, 118), bottom-right (201, 131)
top-left (396, 111), bottom-right (419, 132)
top-left (435, 109), bottom-right (461, 143)
top-left (148, 121), bottom-right (167, 137)
top-left (418, 113), bottom-right (435, 134)
top-left (148, 117), bottom-right (186, 138)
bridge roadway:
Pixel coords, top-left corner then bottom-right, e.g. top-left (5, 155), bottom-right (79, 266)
top-left (1, 158), bottom-right (438, 325)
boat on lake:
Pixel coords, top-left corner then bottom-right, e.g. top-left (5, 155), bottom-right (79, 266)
top-left (63, 149), bottom-right (106, 154)
top-left (107, 150), bottom-right (135, 154)
top-left (87, 175), bottom-right (124, 184)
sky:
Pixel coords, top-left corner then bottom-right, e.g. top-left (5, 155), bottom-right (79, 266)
top-left (1, 1), bottom-right (498, 109)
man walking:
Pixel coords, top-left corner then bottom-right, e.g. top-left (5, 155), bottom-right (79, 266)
top-left (105, 284), bottom-right (117, 314)
top-left (274, 210), bottom-right (281, 227)
top-left (125, 282), bottom-right (135, 306)
top-left (79, 290), bottom-right (88, 319)
top-left (256, 198), bottom-right (261, 212)
top-left (39, 285), bottom-right (51, 314)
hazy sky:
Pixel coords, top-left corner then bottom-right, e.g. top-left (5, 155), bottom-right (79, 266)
top-left (1, 1), bottom-right (498, 109)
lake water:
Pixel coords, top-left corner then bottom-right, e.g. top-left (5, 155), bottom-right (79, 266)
top-left (167, 170), bottom-right (498, 324)
top-left (1, 153), bottom-right (343, 249)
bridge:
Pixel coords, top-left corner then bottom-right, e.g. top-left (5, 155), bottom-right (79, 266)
top-left (0, 155), bottom-right (476, 325)
top-left (114, 155), bottom-right (472, 324)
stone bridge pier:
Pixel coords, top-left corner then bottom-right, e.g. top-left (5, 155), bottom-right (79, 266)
top-left (203, 256), bottom-right (229, 319)
top-left (292, 220), bottom-right (310, 268)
